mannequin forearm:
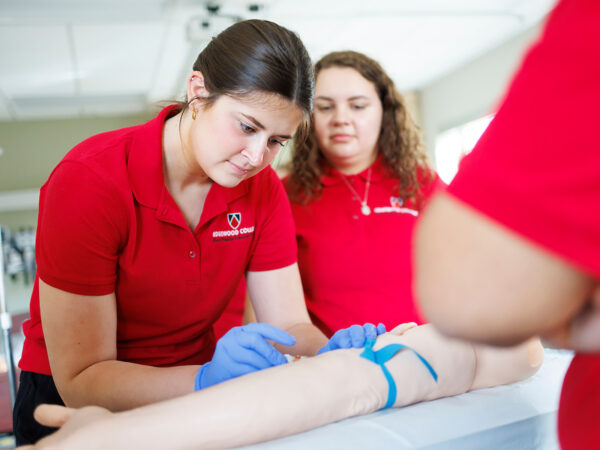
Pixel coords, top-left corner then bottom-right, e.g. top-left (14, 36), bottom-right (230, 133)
top-left (110, 326), bottom-right (541, 448)
top-left (110, 351), bottom-right (386, 449)
top-left (31, 325), bottom-right (543, 449)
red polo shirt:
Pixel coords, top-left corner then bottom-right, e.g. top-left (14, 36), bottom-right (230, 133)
top-left (446, 1), bottom-right (600, 447)
top-left (20, 105), bottom-right (297, 375)
top-left (286, 157), bottom-right (439, 337)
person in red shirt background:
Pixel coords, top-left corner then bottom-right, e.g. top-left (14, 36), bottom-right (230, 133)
top-left (284, 51), bottom-right (441, 336)
top-left (415, 0), bottom-right (600, 447)
top-left (13, 20), bottom-right (383, 446)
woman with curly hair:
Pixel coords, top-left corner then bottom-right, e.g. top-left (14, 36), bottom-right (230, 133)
top-left (285, 50), bottom-right (442, 337)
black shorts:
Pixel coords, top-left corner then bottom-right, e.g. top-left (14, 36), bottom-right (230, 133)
top-left (13, 371), bottom-right (65, 445)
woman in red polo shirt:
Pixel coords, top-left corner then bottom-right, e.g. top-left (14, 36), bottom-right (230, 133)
top-left (13, 20), bottom-right (382, 445)
top-left (284, 51), bottom-right (441, 337)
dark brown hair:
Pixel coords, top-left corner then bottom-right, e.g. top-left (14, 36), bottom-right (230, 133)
top-left (180, 19), bottom-right (313, 125)
top-left (287, 50), bottom-right (432, 207)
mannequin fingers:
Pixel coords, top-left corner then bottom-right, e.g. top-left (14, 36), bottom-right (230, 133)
top-left (33, 404), bottom-right (77, 428)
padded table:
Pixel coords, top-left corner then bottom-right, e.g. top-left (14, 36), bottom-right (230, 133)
top-left (245, 349), bottom-right (572, 449)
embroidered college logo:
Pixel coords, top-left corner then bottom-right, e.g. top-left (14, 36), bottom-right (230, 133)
top-left (227, 213), bottom-right (241, 230)
top-left (373, 196), bottom-right (417, 216)
top-left (390, 197), bottom-right (404, 208)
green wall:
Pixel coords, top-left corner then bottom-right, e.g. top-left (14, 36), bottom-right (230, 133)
top-left (0, 111), bottom-right (155, 230)
top-left (0, 112), bottom-right (155, 192)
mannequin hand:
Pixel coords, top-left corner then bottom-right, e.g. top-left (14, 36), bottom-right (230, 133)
top-left (317, 323), bottom-right (386, 355)
top-left (389, 322), bottom-right (418, 336)
top-left (18, 404), bottom-right (113, 449)
top-left (195, 323), bottom-right (296, 390)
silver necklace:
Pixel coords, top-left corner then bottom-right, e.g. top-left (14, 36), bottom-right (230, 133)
top-left (340, 167), bottom-right (372, 216)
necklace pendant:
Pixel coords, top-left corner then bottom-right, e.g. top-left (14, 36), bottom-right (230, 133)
top-left (361, 204), bottom-right (371, 216)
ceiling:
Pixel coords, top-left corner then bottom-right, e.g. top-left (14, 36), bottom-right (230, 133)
top-left (0, 0), bottom-right (557, 122)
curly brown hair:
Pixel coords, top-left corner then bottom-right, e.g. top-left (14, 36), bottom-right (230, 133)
top-left (287, 50), bottom-right (433, 208)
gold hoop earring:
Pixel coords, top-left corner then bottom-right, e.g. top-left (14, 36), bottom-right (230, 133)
top-left (192, 109), bottom-right (197, 120)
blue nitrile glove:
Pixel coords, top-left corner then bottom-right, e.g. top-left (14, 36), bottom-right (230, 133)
top-left (195, 323), bottom-right (296, 390)
top-left (317, 323), bottom-right (386, 355)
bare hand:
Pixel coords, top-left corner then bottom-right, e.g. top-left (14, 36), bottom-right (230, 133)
top-left (17, 404), bottom-right (113, 449)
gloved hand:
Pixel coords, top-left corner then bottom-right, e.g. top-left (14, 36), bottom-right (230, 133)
top-left (317, 322), bottom-right (386, 355)
top-left (195, 323), bottom-right (296, 390)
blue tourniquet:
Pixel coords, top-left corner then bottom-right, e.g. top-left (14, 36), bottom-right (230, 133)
top-left (360, 338), bottom-right (438, 409)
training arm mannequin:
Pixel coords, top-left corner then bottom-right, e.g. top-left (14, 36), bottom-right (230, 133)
top-left (23, 324), bottom-right (543, 450)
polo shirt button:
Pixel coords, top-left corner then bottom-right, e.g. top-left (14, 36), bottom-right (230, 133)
top-left (162, 208), bottom-right (168, 215)
top-left (189, 251), bottom-right (196, 258)
top-left (352, 215), bottom-right (358, 220)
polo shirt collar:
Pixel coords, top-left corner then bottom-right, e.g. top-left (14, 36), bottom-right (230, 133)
top-left (321, 154), bottom-right (387, 186)
top-left (198, 182), bottom-right (248, 228)
top-left (128, 105), bottom-right (177, 209)
top-left (128, 105), bottom-right (249, 227)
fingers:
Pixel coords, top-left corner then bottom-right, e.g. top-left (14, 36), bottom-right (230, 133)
top-left (362, 323), bottom-right (377, 340)
top-left (321, 323), bottom-right (384, 355)
top-left (352, 323), bottom-right (384, 346)
top-left (331, 329), bottom-right (352, 349)
top-left (316, 329), bottom-right (348, 355)
top-left (389, 322), bottom-right (418, 336)
top-left (348, 324), bottom-right (366, 347)
top-left (236, 329), bottom-right (288, 366)
top-left (316, 342), bottom-right (332, 355)
top-left (241, 323), bottom-right (296, 347)
top-left (201, 324), bottom-right (297, 388)
top-left (363, 322), bottom-right (387, 339)
top-left (218, 324), bottom-right (293, 367)
top-left (33, 404), bottom-right (76, 428)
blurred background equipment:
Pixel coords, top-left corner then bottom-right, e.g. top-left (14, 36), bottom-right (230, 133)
top-left (0, 227), bottom-right (22, 436)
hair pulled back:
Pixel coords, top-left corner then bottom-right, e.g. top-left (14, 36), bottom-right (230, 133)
top-left (188, 19), bottom-right (313, 121)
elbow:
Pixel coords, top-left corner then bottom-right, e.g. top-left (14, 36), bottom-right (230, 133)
top-left (51, 363), bottom-right (104, 408)
top-left (53, 376), bottom-right (82, 408)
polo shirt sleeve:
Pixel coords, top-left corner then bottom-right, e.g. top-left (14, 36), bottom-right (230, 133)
top-left (447, 0), bottom-right (600, 279)
top-left (247, 168), bottom-right (297, 272)
top-left (36, 160), bottom-right (128, 295)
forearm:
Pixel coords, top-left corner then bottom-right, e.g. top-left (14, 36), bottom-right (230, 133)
top-left (76, 328), bottom-right (473, 449)
top-left (34, 325), bottom-right (542, 449)
top-left (246, 263), bottom-right (326, 355)
top-left (416, 192), bottom-right (593, 345)
top-left (98, 351), bottom-right (386, 449)
top-left (276, 322), bottom-right (328, 356)
top-left (60, 360), bottom-right (199, 411)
